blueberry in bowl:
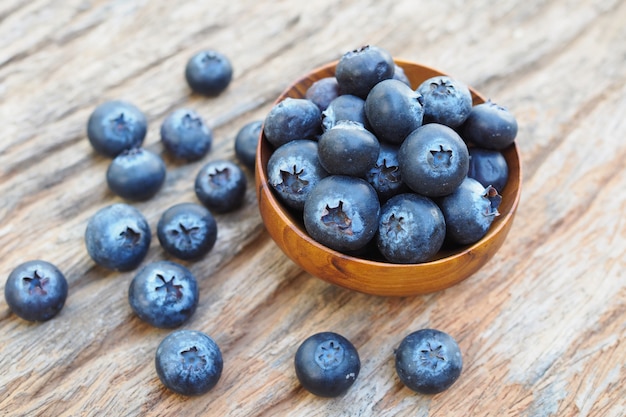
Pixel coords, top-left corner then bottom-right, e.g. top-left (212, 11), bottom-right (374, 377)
top-left (256, 57), bottom-right (522, 296)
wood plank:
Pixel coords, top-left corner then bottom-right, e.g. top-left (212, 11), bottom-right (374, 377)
top-left (1, 0), bottom-right (624, 415)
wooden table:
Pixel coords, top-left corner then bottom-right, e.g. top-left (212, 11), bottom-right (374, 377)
top-left (1, 1), bottom-right (624, 416)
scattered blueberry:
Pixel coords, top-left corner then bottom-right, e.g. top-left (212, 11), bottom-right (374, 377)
top-left (106, 147), bottom-right (166, 201)
top-left (87, 100), bottom-right (147, 158)
top-left (305, 76), bottom-right (340, 111)
top-left (467, 147), bottom-right (509, 192)
top-left (157, 203), bottom-right (218, 261)
top-left (155, 329), bottom-right (223, 396)
top-left (364, 143), bottom-right (406, 201)
top-left (128, 260), bottom-right (199, 328)
top-left (303, 175), bottom-right (380, 253)
top-left (195, 159), bottom-right (247, 213)
top-left (84, 203), bottom-right (151, 271)
top-left (438, 177), bottom-right (502, 245)
top-left (416, 76), bottom-right (473, 129)
top-left (4, 260), bottom-right (68, 322)
top-left (160, 108), bottom-right (213, 161)
top-left (335, 45), bottom-right (395, 99)
top-left (365, 78), bottom-right (424, 145)
top-left (267, 140), bottom-right (328, 211)
top-left (395, 329), bottom-right (463, 395)
top-left (185, 50), bottom-right (233, 96)
top-left (294, 332), bottom-right (360, 397)
top-left (317, 121), bottom-right (380, 177)
top-left (462, 100), bottom-right (518, 150)
top-left (398, 123), bottom-right (469, 197)
top-left (321, 94), bottom-right (368, 132)
top-left (234, 120), bottom-right (263, 170)
top-left (263, 98), bottom-right (322, 148)
top-left (377, 193), bottom-right (446, 263)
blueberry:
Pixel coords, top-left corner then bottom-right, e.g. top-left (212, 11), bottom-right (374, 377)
top-left (234, 120), bottom-right (262, 170)
top-left (416, 76), bottom-right (472, 129)
top-left (395, 329), bottom-right (463, 395)
top-left (160, 108), bottom-right (213, 161)
top-left (128, 260), bottom-right (199, 328)
top-left (84, 203), bottom-right (151, 271)
top-left (438, 177), bottom-right (502, 245)
top-left (321, 94), bottom-right (368, 132)
top-left (365, 78), bottom-right (424, 145)
top-left (157, 203), bottom-right (217, 261)
top-left (263, 98), bottom-right (322, 148)
top-left (155, 329), bottom-right (223, 396)
top-left (364, 143), bottom-right (406, 201)
top-left (335, 45), bottom-right (395, 99)
top-left (267, 140), bottom-right (328, 211)
top-left (195, 160), bottom-right (247, 213)
top-left (377, 193), bottom-right (446, 264)
top-left (185, 50), bottom-right (233, 96)
top-left (303, 175), bottom-right (380, 253)
top-left (467, 147), bottom-right (509, 192)
top-left (4, 260), bottom-right (68, 322)
top-left (317, 121), bottom-right (380, 177)
top-left (392, 64), bottom-right (411, 87)
top-left (106, 147), bottom-right (166, 201)
top-left (398, 124), bottom-right (469, 197)
top-left (462, 100), bottom-right (518, 150)
top-left (87, 100), bottom-right (147, 158)
top-left (305, 77), bottom-right (340, 111)
top-left (294, 332), bottom-right (360, 397)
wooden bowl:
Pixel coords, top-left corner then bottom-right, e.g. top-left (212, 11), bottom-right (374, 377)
top-left (255, 60), bottom-right (522, 296)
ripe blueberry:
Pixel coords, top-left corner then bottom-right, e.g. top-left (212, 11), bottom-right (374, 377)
top-left (392, 64), bottom-right (411, 87)
top-left (195, 160), bottom-right (247, 213)
top-left (303, 175), bottom-right (380, 253)
top-left (84, 203), bottom-right (151, 271)
top-left (267, 139), bottom-right (328, 211)
top-left (4, 260), bottom-right (68, 322)
top-left (294, 332), bottom-right (360, 397)
top-left (364, 143), bottom-right (406, 202)
top-left (155, 329), bottom-right (223, 396)
top-left (160, 108), bottom-right (213, 161)
top-left (185, 50), bottom-right (233, 96)
top-left (395, 329), bottom-right (463, 395)
top-left (128, 260), bottom-right (199, 328)
top-left (263, 98), bottom-right (321, 148)
top-left (365, 78), bottom-right (424, 145)
top-left (462, 100), bottom-right (518, 150)
top-left (305, 76), bottom-right (340, 111)
top-left (234, 120), bottom-right (262, 170)
top-left (377, 193), bottom-right (446, 264)
top-left (398, 123), bottom-right (469, 197)
top-left (438, 177), bottom-right (502, 245)
top-left (321, 94), bottom-right (368, 132)
top-left (87, 100), bottom-right (147, 158)
top-left (106, 147), bottom-right (166, 201)
top-left (467, 147), bottom-right (509, 192)
top-left (317, 121), bottom-right (380, 177)
top-left (335, 45), bottom-right (395, 99)
top-left (416, 76), bottom-right (473, 129)
top-left (157, 203), bottom-right (218, 261)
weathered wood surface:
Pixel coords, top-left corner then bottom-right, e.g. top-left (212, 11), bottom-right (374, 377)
top-left (1, 0), bottom-right (625, 416)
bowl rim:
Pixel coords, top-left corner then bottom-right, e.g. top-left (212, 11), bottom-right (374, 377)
top-left (255, 59), bottom-right (522, 296)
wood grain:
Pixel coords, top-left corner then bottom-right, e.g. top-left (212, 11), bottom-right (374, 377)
top-left (1, 0), bottom-right (625, 416)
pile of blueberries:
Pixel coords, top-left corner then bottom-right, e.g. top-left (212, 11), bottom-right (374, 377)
top-left (3, 44), bottom-right (516, 400)
top-left (264, 45), bottom-right (517, 264)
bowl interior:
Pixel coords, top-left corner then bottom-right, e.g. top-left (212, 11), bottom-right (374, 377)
top-left (256, 60), bottom-right (522, 296)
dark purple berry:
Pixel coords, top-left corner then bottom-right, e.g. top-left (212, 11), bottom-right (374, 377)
top-left (317, 121), bottom-right (380, 177)
top-left (462, 100), bottom-right (518, 150)
top-left (106, 147), bottom-right (166, 201)
top-left (305, 77), bottom-right (340, 111)
top-left (335, 45), bottom-right (395, 99)
top-left (195, 160), bottom-right (247, 213)
top-left (157, 203), bottom-right (218, 261)
top-left (294, 332), bottom-right (360, 397)
top-left (417, 76), bottom-right (472, 128)
top-left (185, 50), bottom-right (233, 96)
top-left (4, 260), bottom-right (68, 322)
top-left (160, 108), bottom-right (212, 161)
top-left (263, 98), bottom-right (321, 148)
top-left (87, 100), bottom-right (147, 158)
top-left (234, 120), bottom-right (262, 170)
